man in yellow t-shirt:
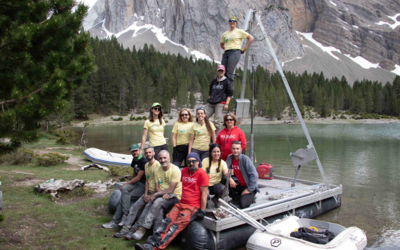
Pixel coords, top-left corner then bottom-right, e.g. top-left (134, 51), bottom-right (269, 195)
top-left (114, 146), bottom-right (160, 238)
top-left (220, 16), bottom-right (254, 86)
top-left (130, 150), bottom-right (182, 240)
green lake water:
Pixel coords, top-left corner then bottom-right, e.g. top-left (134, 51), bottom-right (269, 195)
top-left (68, 123), bottom-right (400, 249)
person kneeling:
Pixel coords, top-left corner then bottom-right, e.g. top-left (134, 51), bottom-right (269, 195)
top-left (201, 144), bottom-right (228, 208)
top-left (135, 152), bottom-right (209, 250)
top-left (128, 150), bottom-right (182, 241)
top-left (225, 141), bottom-right (259, 209)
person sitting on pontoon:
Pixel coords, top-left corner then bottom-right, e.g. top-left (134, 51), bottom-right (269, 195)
top-left (135, 152), bottom-right (209, 250)
top-left (102, 143), bottom-right (147, 229)
top-left (201, 144), bottom-right (229, 208)
top-left (113, 146), bottom-right (161, 238)
top-left (225, 141), bottom-right (259, 209)
top-left (128, 150), bottom-right (182, 241)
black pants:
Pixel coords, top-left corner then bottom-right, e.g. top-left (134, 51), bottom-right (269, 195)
top-left (229, 184), bottom-right (256, 209)
top-left (209, 183), bottom-right (225, 200)
top-left (191, 148), bottom-right (209, 161)
top-left (172, 145), bottom-right (188, 168)
top-left (154, 144), bottom-right (168, 161)
top-left (221, 49), bottom-right (241, 85)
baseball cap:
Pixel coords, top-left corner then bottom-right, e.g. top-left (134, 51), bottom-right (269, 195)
top-left (129, 143), bottom-right (140, 151)
top-left (229, 16), bottom-right (238, 22)
top-left (152, 102), bottom-right (162, 108)
top-left (217, 65), bottom-right (225, 71)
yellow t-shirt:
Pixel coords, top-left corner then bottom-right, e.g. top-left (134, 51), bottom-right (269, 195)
top-left (155, 164), bottom-right (182, 200)
top-left (190, 122), bottom-right (216, 151)
top-left (201, 158), bottom-right (228, 186)
top-left (144, 119), bottom-right (166, 147)
top-left (145, 160), bottom-right (161, 192)
top-left (220, 29), bottom-right (249, 51)
top-left (172, 122), bottom-right (194, 145)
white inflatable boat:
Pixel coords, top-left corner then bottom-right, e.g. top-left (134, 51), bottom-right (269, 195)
top-left (246, 216), bottom-right (367, 250)
top-left (83, 148), bottom-right (132, 167)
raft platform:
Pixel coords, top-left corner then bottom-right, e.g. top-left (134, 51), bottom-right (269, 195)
top-left (178, 176), bottom-right (342, 250)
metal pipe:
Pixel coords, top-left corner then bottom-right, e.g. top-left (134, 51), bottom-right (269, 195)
top-left (220, 206), bottom-right (264, 231)
top-left (250, 55), bottom-right (255, 162)
top-left (254, 13), bottom-right (330, 190)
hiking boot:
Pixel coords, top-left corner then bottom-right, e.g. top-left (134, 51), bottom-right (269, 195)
top-left (135, 243), bottom-right (153, 250)
top-left (114, 226), bottom-right (130, 238)
top-left (118, 214), bottom-right (128, 226)
top-left (124, 227), bottom-right (138, 241)
top-left (132, 226), bottom-right (146, 240)
top-left (102, 220), bottom-right (119, 229)
top-left (212, 196), bottom-right (220, 208)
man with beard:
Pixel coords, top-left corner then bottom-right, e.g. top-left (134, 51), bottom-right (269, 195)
top-left (135, 152), bottom-right (209, 250)
top-left (128, 150), bottom-right (182, 240)
top-left (113, 146), bottom-right (161, 237)
top-left (103, 143), bottom-right (147, 228)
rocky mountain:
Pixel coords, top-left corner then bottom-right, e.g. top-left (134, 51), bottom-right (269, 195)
top-left (81, 0), bottom-right (400, 84)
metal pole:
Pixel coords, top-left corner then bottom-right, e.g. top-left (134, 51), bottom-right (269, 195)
top-left (239, 10), bottom-right (255, 100)
top-left (250, 55), bottom-right (255, 162)
top-left (254, 13), bottom-right (330, 189)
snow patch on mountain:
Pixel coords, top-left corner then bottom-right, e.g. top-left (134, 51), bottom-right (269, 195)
top-left (392, 65), bottom-right (400, 75)
top-left (376, 13), bottom-right (400, 29)
top-left (297, 32), bottom-right (341, 60)
top-left (78, 0), bottom-right (97, 11)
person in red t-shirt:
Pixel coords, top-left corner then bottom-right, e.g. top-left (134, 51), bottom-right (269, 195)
top-left (225, 141), bottom-right (259, 209)
top-left (216, 113), bottom-right (247, 160)
top-left (135, 152), bottom-right (209, 250)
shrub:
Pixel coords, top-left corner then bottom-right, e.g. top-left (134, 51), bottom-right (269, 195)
top-left (0, 148), bottom-right (35, 165)
top-left (142, 116), bottom-right (147, 120)
top-left (109, 165), bottom-right (133, 177)
top-left (169, 117), bottom-right (173, 120)
top-left (164, 120), bottom-right (168, 123)
top-left (130, 116), bottom-right (135, 121)
top-left (56, 134), bottom-right (68, 145)
top-left (340, 115), bottom-right (347, 119)
top-left (333, 116), bottom-right (336, 120)
top-left (277, 117), bottom-right (281, 120)
top-left (36, 153), bottom-right (69, 166)
top-left (64, 186), bottom-right (94, 198)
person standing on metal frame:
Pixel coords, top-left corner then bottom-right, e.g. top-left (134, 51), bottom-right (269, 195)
top-left (220, 16), bottom-right (254, 86)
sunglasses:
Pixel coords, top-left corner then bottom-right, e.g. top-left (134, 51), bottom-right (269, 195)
top-left (196, 107), bottom-right (205, 111)
top-left (226, 118), bottom-right (234, 121)
top-left (152, 107), bottom-right (161, 111)
top-left (229, 20), bottom-right (237, 23)
top-left (232, 141), bottom-right (242, 144)
top-left (181, 113), bottom-right (189, 117)
top-left (187, 160), bottom-right (198, 164)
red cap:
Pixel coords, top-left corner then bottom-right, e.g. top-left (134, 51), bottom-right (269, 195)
top-left (217, 65), bottom-right (225, 71)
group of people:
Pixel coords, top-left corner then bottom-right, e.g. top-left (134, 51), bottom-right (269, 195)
top-left (102, 16), bottom-right (256, 250)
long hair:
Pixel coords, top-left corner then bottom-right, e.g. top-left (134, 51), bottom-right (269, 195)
top-left (207, 144), bottom-right (222, 174)
top-left (196, 108), bottom-right (213, 135)
top-left (177, 108), bottom-right (193, 123)
top-left (148, 105), bottom-right (164, 124)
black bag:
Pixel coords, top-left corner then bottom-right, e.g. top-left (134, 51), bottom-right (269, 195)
top-left (290, 227), bottom-right (335, 244)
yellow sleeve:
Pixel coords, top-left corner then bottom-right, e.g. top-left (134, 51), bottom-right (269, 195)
top-left (220, 32), bottom-right (226, 43)
top-left (210, 122), bottom-right (216, 131)
top-left (221, 160), bottom-right (228, 171)
top-left (189, 123), bottom-right (195, 134)
top-left (171, 166), bottom-right (181, 183)
top-left (201, 158), bottom-right (209, 171)
top-left (161, 119), bottom-right (166, 126)
top-left (172, 122), bottom-right (178, 134)
top-left (239, 29), bottom-right (249, 39)
top-left (144, 119), bottom-right (150, 129)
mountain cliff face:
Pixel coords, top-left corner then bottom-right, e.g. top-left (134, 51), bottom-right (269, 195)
top-left (82, 0), bottom-right (400, 83)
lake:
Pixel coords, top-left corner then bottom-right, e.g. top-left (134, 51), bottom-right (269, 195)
top-left (68, 123), bottom-right (400, 249)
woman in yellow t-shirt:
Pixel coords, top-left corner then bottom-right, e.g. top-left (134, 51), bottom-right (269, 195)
top-left (140, 102), bottom-right (167, 161)
top-left (202, 144), bottom-right (228, 208)
top-left (220, 16), bottom-right (254, 85)
top-left (172, 108), bottom-right (194, 168)
top-left (188, 107), bottom-right (216, 160)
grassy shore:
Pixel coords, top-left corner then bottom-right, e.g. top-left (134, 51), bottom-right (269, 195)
top-left (0, 133), bottom-right (180, 250)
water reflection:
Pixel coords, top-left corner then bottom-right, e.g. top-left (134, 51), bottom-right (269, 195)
top-left (67, 123), bottom-right (400, 248)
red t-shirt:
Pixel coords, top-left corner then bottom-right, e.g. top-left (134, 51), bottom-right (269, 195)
top-left (231, 158), bottom-right (246, 186)
top-left (216, 126), bottom-right (247, 161)
top-left (180, 167), bottom-right (209, 208)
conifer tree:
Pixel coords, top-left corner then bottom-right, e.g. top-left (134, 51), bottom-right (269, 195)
top-left (0, 0), bottom-right (95, 153)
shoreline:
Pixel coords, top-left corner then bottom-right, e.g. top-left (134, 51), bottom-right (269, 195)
top-left (70, 112), bottom-right (400, 127)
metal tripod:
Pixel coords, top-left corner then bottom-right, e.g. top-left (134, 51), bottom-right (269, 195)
top-left (240, 9), bottom-right (330, 189)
